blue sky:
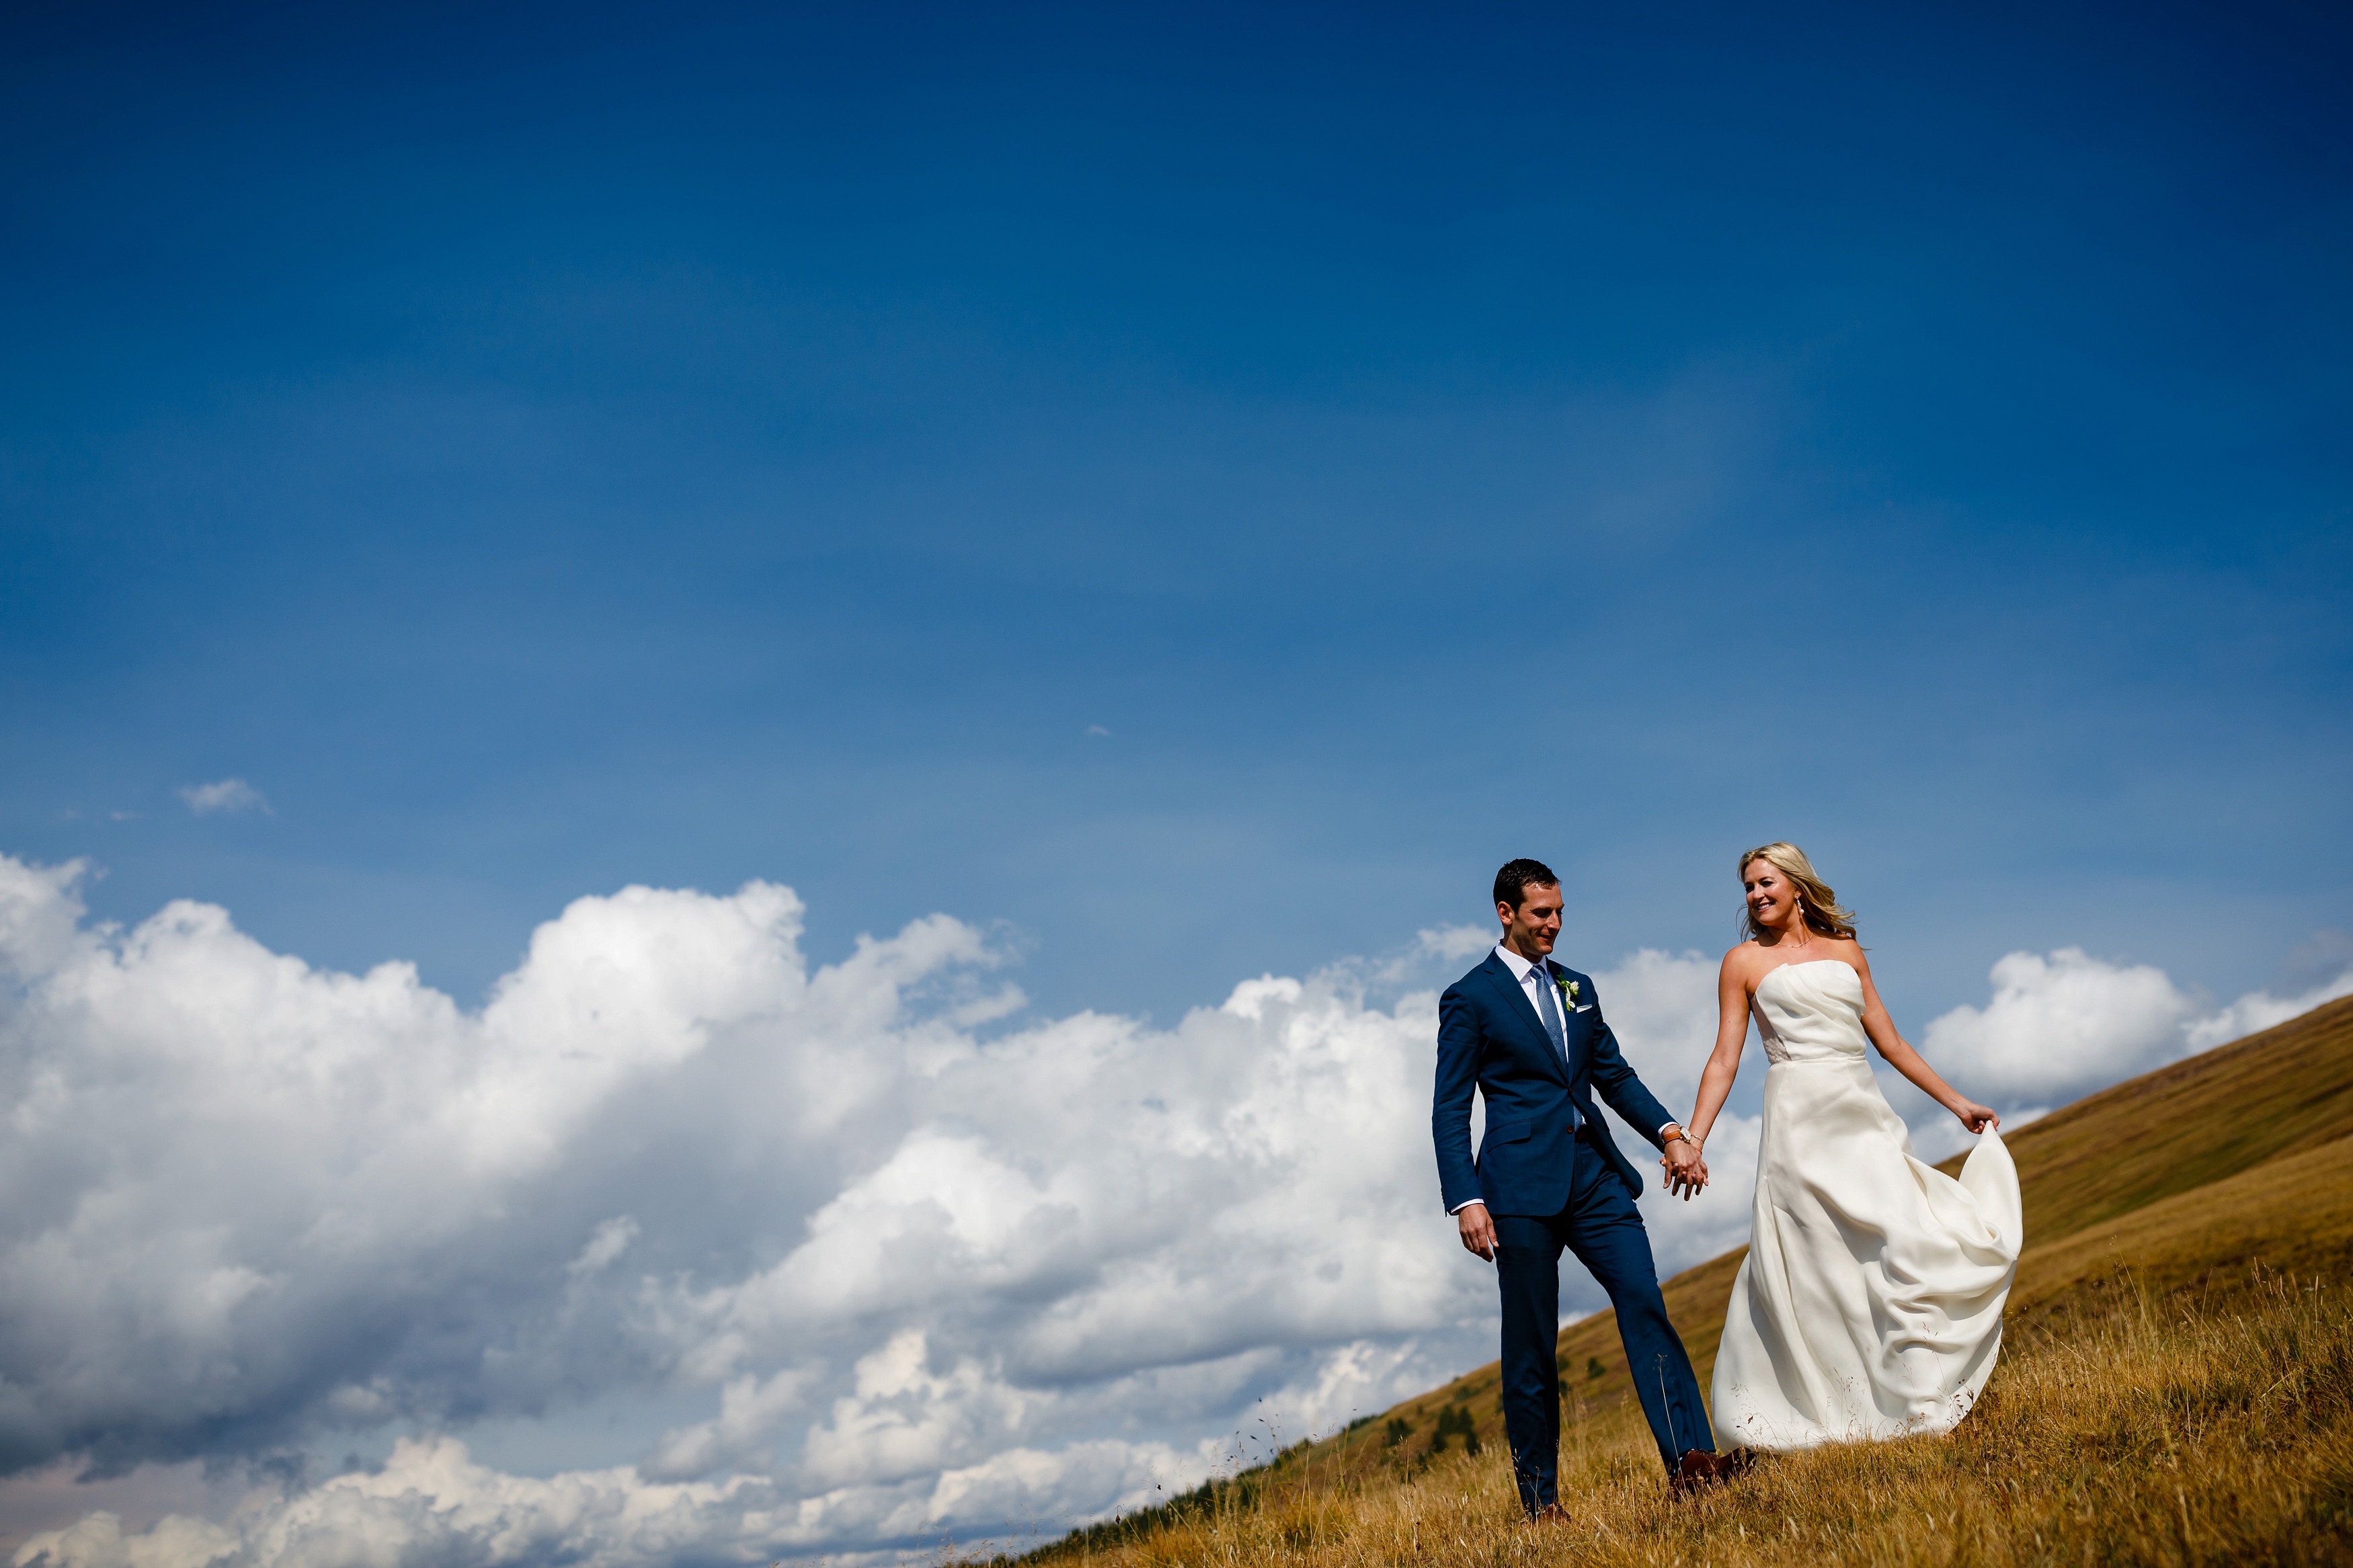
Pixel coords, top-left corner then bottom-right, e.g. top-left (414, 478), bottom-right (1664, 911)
top-left (3, 3), bottom-right (2350, 1561)
top-left (7, 1), bottom-right (2348, 1030)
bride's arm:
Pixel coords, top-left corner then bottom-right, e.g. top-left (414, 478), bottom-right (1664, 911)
top-left (1853, 951), bottom-right (2000, 1133)
top-left (1683, 952), bottom-right (1751, 1147)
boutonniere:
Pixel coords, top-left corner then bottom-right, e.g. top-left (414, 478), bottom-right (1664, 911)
top-left (1553, 973), bottom-right (1580, 1007)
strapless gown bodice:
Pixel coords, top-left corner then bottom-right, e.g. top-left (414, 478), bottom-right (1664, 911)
top-left (1712, 960), bottom-right (2023, 1450)
top-left (1752, 960), bottom-right (1871, 1065)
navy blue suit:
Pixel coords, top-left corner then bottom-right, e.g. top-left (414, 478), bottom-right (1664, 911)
top-left (1433, 950), bottom-right (1714, 1508)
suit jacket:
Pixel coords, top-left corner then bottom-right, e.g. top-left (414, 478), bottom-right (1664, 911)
top-left (1432, 950), bottom-right (1674, 1215)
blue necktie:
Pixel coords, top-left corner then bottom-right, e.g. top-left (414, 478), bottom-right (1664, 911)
top-left (1531, 963), bottom-right (1580, 1130)
top-left (1532, 962), bottom-right (1568, 1059)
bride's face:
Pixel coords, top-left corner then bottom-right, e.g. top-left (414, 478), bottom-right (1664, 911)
top-left (1744, 860), bottom-right (1799, 931)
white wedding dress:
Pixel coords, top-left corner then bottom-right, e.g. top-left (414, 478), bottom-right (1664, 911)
top-left (1711, 960), bottom-right (2022, 1450)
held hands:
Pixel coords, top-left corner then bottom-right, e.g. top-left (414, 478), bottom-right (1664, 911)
top-left (1662, 1137), bottom-right (1708, 1200)
top-left (1460, 1130), bottom-right (1720, 1256)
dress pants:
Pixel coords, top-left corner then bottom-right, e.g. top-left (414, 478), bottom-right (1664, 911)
top-left (1491, 1128), bottom-right (1714, 1512)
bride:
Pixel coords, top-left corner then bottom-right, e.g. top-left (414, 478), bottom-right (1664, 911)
top-left (1673, 841), bottom-right (2022, 1451)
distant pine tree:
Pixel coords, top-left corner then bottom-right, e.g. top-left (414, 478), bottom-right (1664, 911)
top-left (1429, 1405), bottom-right (1480, 1457)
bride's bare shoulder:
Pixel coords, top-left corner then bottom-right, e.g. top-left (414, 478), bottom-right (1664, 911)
top-left (1813, 936), bottom-right (1869, 974)
top-left (1720, 941), bottom-right (1767, 975)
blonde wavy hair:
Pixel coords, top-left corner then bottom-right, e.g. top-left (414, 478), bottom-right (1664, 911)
top-left (1738, 841), bottom-right (1859, 942)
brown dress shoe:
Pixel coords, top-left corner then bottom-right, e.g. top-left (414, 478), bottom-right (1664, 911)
top-left (1525, 1503), bottom-right (1572, 1526)
top-left (1670, 1448), bottom-right (1755, 1494)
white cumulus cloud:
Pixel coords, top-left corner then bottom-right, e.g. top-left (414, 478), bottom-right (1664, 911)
top-left (1919, 945), bottom-right (2352, 1114)
top-left (0, 855), bottom-right (1650, 1564)
top-left (1919, 947), bottom-right (2194, 1105)
top-left (2183, 967), bottom-right (2353, 1053)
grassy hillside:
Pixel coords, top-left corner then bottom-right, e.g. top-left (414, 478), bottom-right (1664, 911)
top-left (1006, 991), bottom-right (2353, 1565)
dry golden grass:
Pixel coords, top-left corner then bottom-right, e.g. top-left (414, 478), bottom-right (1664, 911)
top-left (1002, 1269), bottom-right (2352, 1566)
top-left (985, 995), bottom-right (2353, 1566)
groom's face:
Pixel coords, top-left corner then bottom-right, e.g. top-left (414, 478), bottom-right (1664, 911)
top-left (1497, 882), bottom-right (1563, 960)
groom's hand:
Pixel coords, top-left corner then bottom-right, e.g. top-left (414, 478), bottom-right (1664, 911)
top-left (1455, 1203), bottom-right (1496, 1262)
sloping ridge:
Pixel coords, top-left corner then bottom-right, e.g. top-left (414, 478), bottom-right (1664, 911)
top-left (1336, 990), bottom-right (2353, 1463)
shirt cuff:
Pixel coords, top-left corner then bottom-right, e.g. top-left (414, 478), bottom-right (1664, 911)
top-left (1448, 1198), bottom-right (1485, 1214)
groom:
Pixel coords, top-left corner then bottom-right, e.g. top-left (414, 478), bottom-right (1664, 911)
top-left (1433, 858), bottom-right (1734, 1516)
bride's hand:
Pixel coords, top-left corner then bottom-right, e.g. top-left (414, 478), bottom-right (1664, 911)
top-left (1955, 1101), bottom-right (1999, 1134)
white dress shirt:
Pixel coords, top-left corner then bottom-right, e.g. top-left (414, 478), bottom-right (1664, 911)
top-left (1451, 943), bottom-right (1679, 1215)
top-left (1494, 942), bottom-right (1565, 1028)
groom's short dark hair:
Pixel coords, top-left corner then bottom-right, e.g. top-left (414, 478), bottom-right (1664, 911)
top-left (1494, 858), bottom-right (1559, 910)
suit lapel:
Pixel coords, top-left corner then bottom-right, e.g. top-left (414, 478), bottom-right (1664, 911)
top-left (1547, 960), bottom-right (1588, 1085)
top-left (1537, 960), bottom-right (1596, 1116)
top-left (1479, 954), bottom-right (1570, 1085)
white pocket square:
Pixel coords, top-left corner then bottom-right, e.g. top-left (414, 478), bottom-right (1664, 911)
top-left (1574, 1003), bottom-right (1595, 1013)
